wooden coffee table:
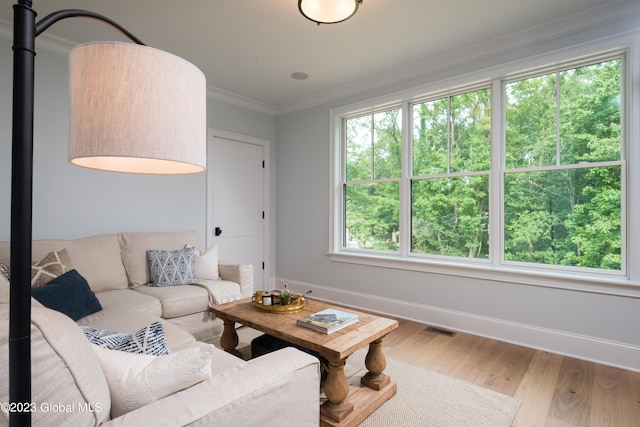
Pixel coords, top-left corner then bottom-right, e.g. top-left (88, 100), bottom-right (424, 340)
top-left (209, 297), bottom-right (398, 427)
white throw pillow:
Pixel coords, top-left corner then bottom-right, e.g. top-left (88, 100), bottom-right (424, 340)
top-left (192, 245), bottom-right (219, 280)
top-left (92, 343), bottom-right (215, 417)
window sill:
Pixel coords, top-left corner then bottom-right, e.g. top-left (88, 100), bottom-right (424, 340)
top-left (327, 250), bottom-right (640, 298)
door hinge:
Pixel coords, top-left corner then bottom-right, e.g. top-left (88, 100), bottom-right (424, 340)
top-left (262, 160), bottom-right (265, 168)
top-left (262, 211), bottom-right (265, 219)
top-left (262, 262), bottom-right (265, 270)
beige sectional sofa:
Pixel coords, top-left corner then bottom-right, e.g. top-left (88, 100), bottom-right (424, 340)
top-left (0, 231), bottom-right (321, 426)
top-left (0, 230), bottom-right (254, 344)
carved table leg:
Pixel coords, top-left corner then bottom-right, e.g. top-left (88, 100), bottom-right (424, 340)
top-left (219, 319), bottom-right (241, 357)
top-left (361, 338), bottom-right (391, 390)
top-left (321, 358), bottom-right (354, 422)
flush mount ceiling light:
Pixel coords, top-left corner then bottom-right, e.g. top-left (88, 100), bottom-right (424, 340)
top-left (298, 0), bottom-right (363, 25)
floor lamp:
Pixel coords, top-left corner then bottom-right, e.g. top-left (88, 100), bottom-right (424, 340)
top-left (9, 1), bottom-right (206, 425)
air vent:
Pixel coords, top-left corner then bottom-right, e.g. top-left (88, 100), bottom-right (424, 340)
top-left (425, 326), bottom-right (457, 337)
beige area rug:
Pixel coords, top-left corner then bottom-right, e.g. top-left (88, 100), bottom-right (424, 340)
top-left (347, 349), bottom-right (521, 427)
top-left (210, 328), bottom-right (521, 427)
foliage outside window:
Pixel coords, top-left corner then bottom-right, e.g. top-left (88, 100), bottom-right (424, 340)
top-left (344, 109), bottom-right (401, 251)
top-left (339, 56), bottom-right (623, 275)
top-left (412, 89), bottom-right (491, 258)
top-left (504, 60), bottom-right (621, 270)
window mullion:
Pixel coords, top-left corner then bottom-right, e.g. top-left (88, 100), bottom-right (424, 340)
top-left (556, 71), bottom-right (561, 166)
top-left (447, 96), bottom-right (452, 174)
top-left (491, 79), bottom-right (503, 267)
top-left (370, 114), bottom-right (375, 180)
top-left (400, 101), bottom-right (411, 258)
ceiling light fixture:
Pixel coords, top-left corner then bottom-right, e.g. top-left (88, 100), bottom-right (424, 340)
top-left (298, 0), bottom-right (363, 25)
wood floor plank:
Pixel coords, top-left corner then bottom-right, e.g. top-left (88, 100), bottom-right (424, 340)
top-left (381, 320), bottom-right (438, 366)
top-left (548, 357), bottom-right (594, 426)
top-left (451, 334), bottom-right (509, 386)
top-left (630, 370), bottom-right (640, 427)
top-left (482, 343), bottom-right (536, 395)
top-left (421, 331), bottom-right (481, 376)
top-left (512, 350), bottom-right (564, 427)
top-left (590, 364), bottom-right (638, 427)
top-left (397, 329), bottom-right (459, 369)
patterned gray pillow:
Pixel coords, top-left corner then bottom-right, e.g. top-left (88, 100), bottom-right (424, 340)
top-left (147, 248), bottom-right (195, 287)
top-left (81, 321), bottom-right (170, 356)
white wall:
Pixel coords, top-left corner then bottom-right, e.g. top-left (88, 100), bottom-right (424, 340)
top-left (275, 14), bottom-right (640, 371)
top-left (0, 37), bottom-right (277, 261)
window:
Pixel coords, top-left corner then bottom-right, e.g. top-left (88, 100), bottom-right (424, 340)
top-left (503, 60), bottom-right (622, 270)
top-left (344, 108), bottom-right (401, 251)
top-left (333, 52), bottom-right (627, 286)
top-left (411, 88), bottom-right (491, 258)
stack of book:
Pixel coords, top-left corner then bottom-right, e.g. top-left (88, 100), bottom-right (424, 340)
top-left (297, 308), bottom-right (359, 334)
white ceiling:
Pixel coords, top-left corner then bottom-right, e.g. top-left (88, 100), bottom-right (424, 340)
top-left (1, 1), bottom-right (637, 115)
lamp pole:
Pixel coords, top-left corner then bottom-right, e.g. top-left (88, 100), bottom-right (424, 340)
top-left (10, 3), bottom-right (37, 424)
top-left (10, 2), bottom-right (143, 425)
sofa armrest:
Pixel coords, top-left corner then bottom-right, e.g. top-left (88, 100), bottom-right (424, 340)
top-left (218, 262), bottom-right (253, 298)
top-left (101, 347), bottom-right (320, 427)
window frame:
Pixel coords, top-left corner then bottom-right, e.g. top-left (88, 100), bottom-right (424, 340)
top-left (342, 106), bottom-right (403, 253)
top-left (328, 36), bottom-right (640, 297)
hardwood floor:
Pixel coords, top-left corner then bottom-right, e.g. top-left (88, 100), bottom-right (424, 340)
top-left (380, 318), bottom-right (640, 427)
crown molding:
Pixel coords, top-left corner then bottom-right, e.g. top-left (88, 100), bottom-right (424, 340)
top-left (206, 86), bottom-right (277, 116)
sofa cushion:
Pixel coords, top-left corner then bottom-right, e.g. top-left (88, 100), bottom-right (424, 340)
top-left (31, 269), bottom-right (103, 321)
top-left (0, 234), bottom-right (130, 292)
top-left (118, 230), bottom-right (200, 288)
top-left (77, 310), bottom-right (196, 351)
top-left (147, 247), bottom-right (195, 287)
top-left (0, 305), bottom-right (111, 426)
top-left (134, 284), bottom-right (209, 318)
top-left (31, 249), bottom-right (72, 287)
top-left (94, 289), bottom-right (162, 316)
top-left (81, 321), bottom-right (170, 356)
top-left (92, 342), bottom-right (214, 418)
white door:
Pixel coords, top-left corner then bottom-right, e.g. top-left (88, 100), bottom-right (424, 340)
top-left (207, 130), bottom-right (267, 291)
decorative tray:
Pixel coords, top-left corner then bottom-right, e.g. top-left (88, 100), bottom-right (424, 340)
top-left (255, 296), bottom-right (306, 313)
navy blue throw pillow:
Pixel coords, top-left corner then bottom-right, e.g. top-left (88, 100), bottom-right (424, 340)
top-left (31, 269), bottom-right (102, 321)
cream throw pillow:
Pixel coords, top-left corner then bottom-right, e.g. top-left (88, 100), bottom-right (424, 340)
top-left (192, 245), bottom-right (219, 280)
top-left (92, 343), bottom-right (215, 418)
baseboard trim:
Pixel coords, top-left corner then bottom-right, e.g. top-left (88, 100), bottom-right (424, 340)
top-left (278, 278), bottom-right (640, 372)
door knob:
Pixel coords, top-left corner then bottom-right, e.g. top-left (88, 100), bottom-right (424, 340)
top-left (214, 227), bottom-right (222, 236)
